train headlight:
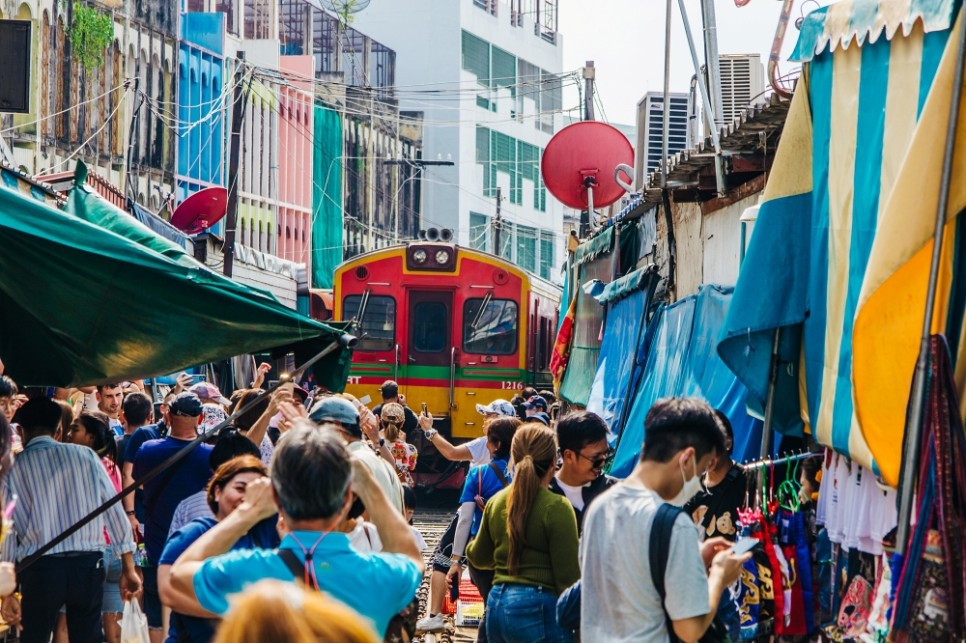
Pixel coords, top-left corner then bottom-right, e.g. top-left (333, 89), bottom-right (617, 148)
top-left (435, 250), bottom-right (451, 265)
top-left (413, 249), bottom-right (428, 264)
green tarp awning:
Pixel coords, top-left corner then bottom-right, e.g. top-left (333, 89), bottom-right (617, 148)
top-left (0, 172), bottom-right (353, 389)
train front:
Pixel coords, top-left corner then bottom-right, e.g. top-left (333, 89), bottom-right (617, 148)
top-left (333, 241), bottom-right (531, 489)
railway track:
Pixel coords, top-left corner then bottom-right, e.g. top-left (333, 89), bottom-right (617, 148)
top-left (411, 504), bottom-right (478, 643)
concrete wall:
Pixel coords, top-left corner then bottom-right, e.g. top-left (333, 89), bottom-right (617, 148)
top-left (652, 179), bottom-right (763, 301)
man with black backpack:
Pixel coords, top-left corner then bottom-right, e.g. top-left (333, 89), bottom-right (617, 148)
top-left (579, 397), bottom-right (751, 642)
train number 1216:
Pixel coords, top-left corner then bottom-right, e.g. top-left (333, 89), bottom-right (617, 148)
top-left (501, 381), bottom-right (524, 391)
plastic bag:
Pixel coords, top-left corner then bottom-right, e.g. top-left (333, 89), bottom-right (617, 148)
top-left (119, 599), bottom-right (150, 643)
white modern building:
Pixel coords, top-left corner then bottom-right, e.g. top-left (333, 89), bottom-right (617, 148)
top-left (352, 0), bottom-right (565, 282)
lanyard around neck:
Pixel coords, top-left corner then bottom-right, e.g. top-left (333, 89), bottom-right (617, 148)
top-left (287, 532), bottom-right (330, 589)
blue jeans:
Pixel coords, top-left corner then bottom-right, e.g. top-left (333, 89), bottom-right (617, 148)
top-left (486, 583), bottom-right (573, 643)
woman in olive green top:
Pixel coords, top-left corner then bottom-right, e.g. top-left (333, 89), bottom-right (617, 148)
top-left (467, 425), bottom-right (580, 643)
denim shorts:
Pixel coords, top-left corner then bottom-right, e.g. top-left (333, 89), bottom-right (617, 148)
top-left (485, 583), bottom-right (573, 643)
top-left (102, 552), bottom-right (124, 614)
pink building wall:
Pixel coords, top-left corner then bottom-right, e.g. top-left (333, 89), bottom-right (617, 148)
top-left (277, 55), bottom-right (315, 272)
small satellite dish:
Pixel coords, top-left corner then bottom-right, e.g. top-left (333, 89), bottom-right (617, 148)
top-left (170, 186), bottom-right (229, 234)
top-left (541, 122), bottom-right (634, 211)
top-left (317, 0), bottom-right (371, 17)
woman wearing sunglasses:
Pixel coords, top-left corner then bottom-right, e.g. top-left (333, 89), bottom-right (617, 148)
top-left (549, 412), bottom-right (617, 535)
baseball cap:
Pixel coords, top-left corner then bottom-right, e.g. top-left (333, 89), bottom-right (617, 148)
top-left (309, 396), bottom-right (360, 427)
top-left (528, 412), bottom-right (551, 426)
top-left (169, 392), bottom-right (204, 417)
top-left (189, 382), bottom-right (230, 406)
top-left (380, 402), bottom-right (405, 425)
top-left (475, 399), bottom-right (517, 417)
top-left (522, 395), bottom-right (548, 412)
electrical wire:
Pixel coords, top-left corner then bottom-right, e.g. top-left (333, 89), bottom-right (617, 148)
top-left (45, 88), bottom-right (131, 173)
top-left (0, 82), bottom-right (129, 134)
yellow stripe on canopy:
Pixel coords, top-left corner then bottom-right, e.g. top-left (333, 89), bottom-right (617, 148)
top-left (815, 43), bottom-right (861, 450)
top-left (853, 16), bottom-right (966, 487)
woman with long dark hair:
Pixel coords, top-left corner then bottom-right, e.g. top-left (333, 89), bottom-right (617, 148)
top-left (467, 424), bottom-right (580, 643)
top-left (158, 455), bottom-right (277, 642)
top-left (68, 411), bottom-right (124, 642)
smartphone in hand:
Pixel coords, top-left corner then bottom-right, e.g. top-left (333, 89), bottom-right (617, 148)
top-left (729, 537), bottom-right (760, 556)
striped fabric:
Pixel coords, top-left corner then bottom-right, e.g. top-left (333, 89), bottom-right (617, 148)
top-left (1, 436), bottom-right (135, 562)
top-left (718, 0), bottom-right (956, 476)
top-left (853, 14), bottom-right (966, 487)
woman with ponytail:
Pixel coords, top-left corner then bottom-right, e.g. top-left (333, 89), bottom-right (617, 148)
top-left (467, 424), bottom-right (580, 643)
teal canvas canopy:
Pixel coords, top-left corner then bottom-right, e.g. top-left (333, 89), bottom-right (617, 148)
top-left (0, 171), bottom-right (354, 389)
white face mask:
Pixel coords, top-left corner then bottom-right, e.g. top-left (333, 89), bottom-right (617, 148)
top-left (668, 456), bottom-right (702, 507)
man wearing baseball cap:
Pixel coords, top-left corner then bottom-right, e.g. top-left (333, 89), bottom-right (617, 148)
top-left (132, 392), bottom-right (214, 637)
top-left (309, 396), bottom-right (404, 514)
top-left (521, 395), bottom-right (551, 426)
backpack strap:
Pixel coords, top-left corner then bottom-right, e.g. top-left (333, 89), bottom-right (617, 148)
top-left (488, 463), bottom-right (510, 488)
top-left (649, 502), bottom-right (683, 643)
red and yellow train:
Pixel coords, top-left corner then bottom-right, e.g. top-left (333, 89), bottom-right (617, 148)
top-left (334, 241), bottom-right (561, 487)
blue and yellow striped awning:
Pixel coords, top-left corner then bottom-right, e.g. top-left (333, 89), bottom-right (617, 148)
top-left (718, 0), bottom-right (961, 485)
top-left (791, 0), bottom-right (956, 62)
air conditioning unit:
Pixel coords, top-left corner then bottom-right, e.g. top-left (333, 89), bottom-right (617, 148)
top-left (717, 54), bottom-right (765, 126)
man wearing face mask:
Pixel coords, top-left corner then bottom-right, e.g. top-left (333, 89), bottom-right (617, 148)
top-left (579, 397), bottom-right (752, 642)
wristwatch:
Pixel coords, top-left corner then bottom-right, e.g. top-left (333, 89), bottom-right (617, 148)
top-left (425, 429), bottom-right (438, 440)
top-left (379, 438), bottom-right (386, 447)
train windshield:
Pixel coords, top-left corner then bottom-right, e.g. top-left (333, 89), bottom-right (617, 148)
top-left (463, 298), bottom-right (518, 355)
top-left (342, 295), bottom-right (396, 351)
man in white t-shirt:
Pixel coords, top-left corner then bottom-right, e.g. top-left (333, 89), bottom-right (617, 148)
top-left (549, 411), bottom-right (616, 535)
top-left (580, 397), bottom-right (750, 642)
top-left (417, 399), bottom-right (515, 468)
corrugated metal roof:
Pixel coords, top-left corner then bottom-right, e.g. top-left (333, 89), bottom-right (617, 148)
top-left (635, 91), bottom-right (792, 208)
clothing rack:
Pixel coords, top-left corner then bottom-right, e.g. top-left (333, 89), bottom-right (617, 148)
top-left (740, 450), bottom-right (823, 472)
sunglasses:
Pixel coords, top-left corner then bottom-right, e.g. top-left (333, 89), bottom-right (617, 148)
top-left (576, 449), bottom-right (614, 470)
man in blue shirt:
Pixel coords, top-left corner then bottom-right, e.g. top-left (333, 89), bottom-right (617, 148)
top-left (132, 392), bottom-right (212, 636)
top-left (169, 422), bottom-right (423, 637)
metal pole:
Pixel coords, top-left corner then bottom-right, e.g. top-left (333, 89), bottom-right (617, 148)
top-left (896, 14), bottom-right (966, 555)
top-left (493, 186), bottom-right (503, 256)
top-left (755, 326), bottom-right (781, 509)
top-left (661, 0), bottom-right (672, 190)
top-left (583, 61), bottom-right (596, 121)
top-left (124, 79), bottom-right (143, 203)
top-left (700, 0), bottom-right (724, 129)
top-left (676, 0), bottom-right (726, 196)
top-left (224, 53), bottom-right (247, 278)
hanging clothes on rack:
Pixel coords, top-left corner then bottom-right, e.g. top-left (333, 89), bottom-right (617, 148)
top-left (730, 450), bottom-right (824, 640)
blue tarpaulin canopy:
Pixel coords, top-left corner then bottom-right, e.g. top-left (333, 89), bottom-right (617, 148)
top-left (611, 285), bottom-right (764, 478)
top-left (586, 266), bottom-right (659, 433)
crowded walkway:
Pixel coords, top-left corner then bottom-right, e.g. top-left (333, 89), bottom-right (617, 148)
top-left (0, 365), bottom-right (770, 643)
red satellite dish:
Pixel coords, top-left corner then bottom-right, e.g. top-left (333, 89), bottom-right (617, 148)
top-left (541, 122), bottom-right (634, 210)
top-left (170, 186), bottom-right (229, 234)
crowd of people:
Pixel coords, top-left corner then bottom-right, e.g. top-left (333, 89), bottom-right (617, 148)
top-left (0, 363), bottom-right (754, 643)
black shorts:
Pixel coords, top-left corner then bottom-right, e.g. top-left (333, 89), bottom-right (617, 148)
top-left (431, 514), bottom-right (458, 574)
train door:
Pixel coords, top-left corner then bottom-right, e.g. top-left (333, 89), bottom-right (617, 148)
top-left (403, 291), bottom-right (453, 420)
